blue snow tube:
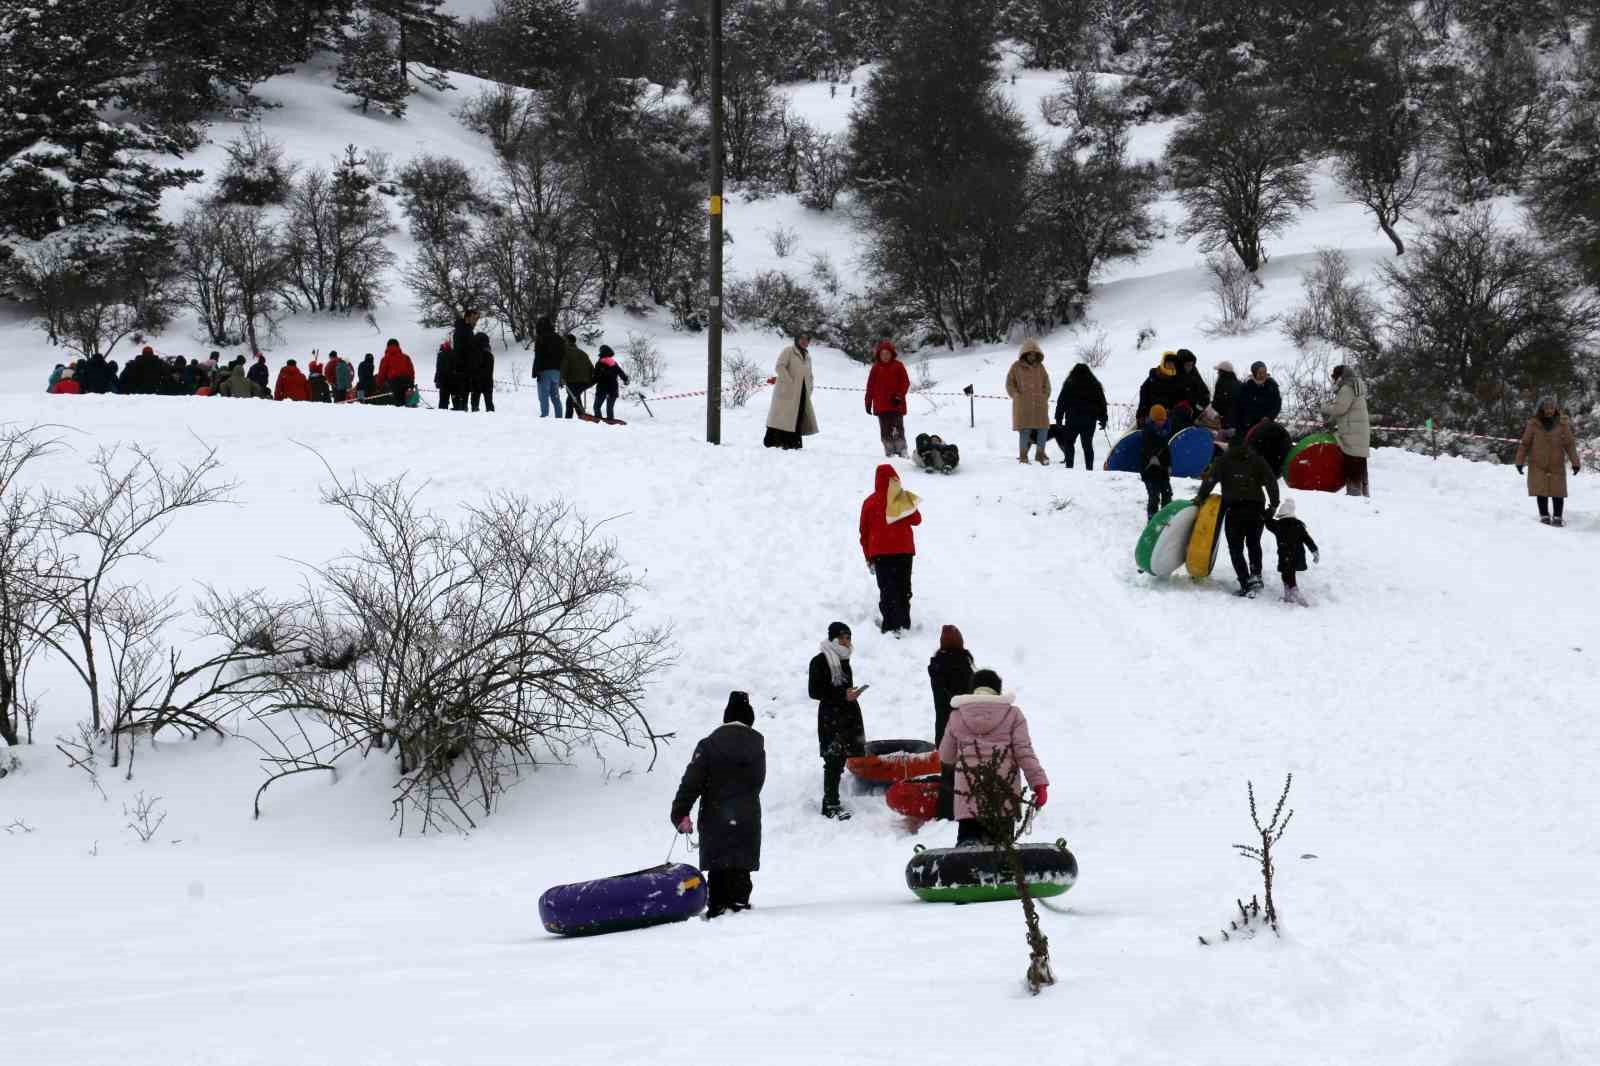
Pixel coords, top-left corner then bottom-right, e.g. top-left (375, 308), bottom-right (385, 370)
top-left (539, 863), bottom-right (707, 937)
top-left (1167, 426), bottom-right (1216, 478)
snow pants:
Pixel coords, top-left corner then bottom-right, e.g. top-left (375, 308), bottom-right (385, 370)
top-left (1224, 501), bottom-right (1266, 587)
top-left (707, 869), bottom-right (753, 916)
top-left (1142, 468), bottom-right (1173, 517)
top-left (1061, 416), bottom-right (1096, 468)
top-left (873, 553), bottom-right (914, 633)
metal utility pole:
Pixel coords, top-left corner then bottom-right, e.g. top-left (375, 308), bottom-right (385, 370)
top-left (706, 0), bottom-right (724, 445)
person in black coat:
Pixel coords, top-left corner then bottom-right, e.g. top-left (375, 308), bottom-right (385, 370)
top-left (1175, 349), bottom-right (1211, 411)
top-left (532, 316), bottom-right (566, 418)
top-left (808, 621), bottom-right (866, 820)
top-left (671, 692), bottom-right (766, 918)
top-left (591, 344), bottom-right (631, 422)
top-left (1135, 365), bottom-right (1184, 425)
top-left (356, 353), bottom-right (375, 399)
top-left (1212, 361), bottom-right (1239, 425)
top-left (469, 332), bottom-right (495, 412)
top-left (1140, 405), bottom-right (1175, 517)
top-left (446, 309), bottom-right (478, 410)
top-left (119, 347), bottom-right (172, 395)
top-left (76, 353), bottom-right (113, 394)
top-left (928, 624), bottom-right (975, 821)
top-left (1053, 362), bottom-right (1108, 468)
top-left (1233, 361), bottom-right (1282, 433)
top-left (247, 354), bottom-right (270, 396)
top-left (1264, 498), bottom-right (1320, 606)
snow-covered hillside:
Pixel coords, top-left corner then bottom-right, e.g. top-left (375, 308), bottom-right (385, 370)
top-left (4, 59), bottom-right (1597, 1066)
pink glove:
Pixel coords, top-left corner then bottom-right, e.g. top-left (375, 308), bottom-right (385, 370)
top-left (1033, 785), bottom-right (1049, 808)
top-left (676, 816), bottom-right (693, 834)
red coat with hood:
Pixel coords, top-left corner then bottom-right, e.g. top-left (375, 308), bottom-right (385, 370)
top-left (274, 364), bottom-right (310, 402)
top-left (865, 342), bottom-right (910, 416)
top-left (859, 462), bottom-right (920, 560)
top-left (376, 341), bottom-right (415, 391)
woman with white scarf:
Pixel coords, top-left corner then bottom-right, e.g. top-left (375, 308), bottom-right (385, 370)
top-left (807, 621), bottom-right (866, 819)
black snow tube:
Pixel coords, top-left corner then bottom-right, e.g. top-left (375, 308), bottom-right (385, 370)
top-left (905, 840), bottom-right (1079, 903)
top-left (539, 862), bottom-right (707, 936)
top-left (1247, 421), bottom-right (1292, 478)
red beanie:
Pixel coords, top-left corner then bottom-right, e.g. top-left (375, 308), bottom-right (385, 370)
top-left (939, 625), bottom-right (964, 652)
top-left (875, 340), bottom-right (898, 359)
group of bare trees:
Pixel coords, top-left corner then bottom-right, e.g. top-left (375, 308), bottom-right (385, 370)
top-left (0, 426), bottom-right (670, 831)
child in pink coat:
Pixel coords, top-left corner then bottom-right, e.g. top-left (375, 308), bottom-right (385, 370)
top-left (937, 669), bottom-right (1049, 845)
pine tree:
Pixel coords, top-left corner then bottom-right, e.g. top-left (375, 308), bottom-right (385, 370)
top-left (337, 13), bottom-right (411, 116)
top-left (369, 0), bottom-right (458, 93)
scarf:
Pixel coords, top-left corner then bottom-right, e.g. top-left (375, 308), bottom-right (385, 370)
top-left (885, 478), bottom-right (920, 524)
top-left (819, 639), bottom-right (850, 686)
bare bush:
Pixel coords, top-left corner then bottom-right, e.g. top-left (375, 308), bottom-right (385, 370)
top-left (233, 473), bottom-right (673, 833)
top-left (809, 253), bottom-right (842, 298)
top-left (726, 271), bottom-right (826, 340)
top-left (176, 205), bottom-right (241, 346)
top-left (1074, 328), bottom-right (1112, 369)
top-left (457, 84), bottom-right (541, 158)
top-left (1281, 250), bottom-right (1382, 361)
top-left (911, 354), bottom-right (937, 393)
top-left (1200, 774), bottom-right (1295, 944)
top-left (795, 125), bottom-right (850, 210)
top-left (768, 224), bottom-right (800, 260)
top-left (722, 350), bottom-right (766, 408)
top-left (623, 332), bottom-right (662, 391)
top-left (123, 791), bottom-right (167, 843)
top-left (1202, 254), bottom-right (1264, 336)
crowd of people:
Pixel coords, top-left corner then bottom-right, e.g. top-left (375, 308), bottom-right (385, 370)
top-left (670, 620), bottom-right (1049, 917)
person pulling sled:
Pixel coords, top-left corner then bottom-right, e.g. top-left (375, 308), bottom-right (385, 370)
top-left (671, 692), bottom-right (766, 918)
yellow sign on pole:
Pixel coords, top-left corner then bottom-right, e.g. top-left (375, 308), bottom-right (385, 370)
top-left (709, 195), bottom-right (723, 216)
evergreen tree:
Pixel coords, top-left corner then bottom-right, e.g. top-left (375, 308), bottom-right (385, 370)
top-left (370, 0), bottom-right (458, 93)
top-left (337, 13), bottom-right (411, 116)
top-left (1530, 51), bottom-right (1600, 288)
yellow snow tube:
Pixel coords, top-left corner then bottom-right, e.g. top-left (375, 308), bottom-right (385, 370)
top-left (1185, 496), bottom-right (1224, 579)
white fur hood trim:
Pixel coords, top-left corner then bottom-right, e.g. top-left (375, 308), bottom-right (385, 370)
top-left (949, 690), bottom-right (1017, 709)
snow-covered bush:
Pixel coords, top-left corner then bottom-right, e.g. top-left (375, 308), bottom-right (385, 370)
top-left (1074, 329), bottom-right (1111, 370)
top-left (722, 351), bottom-right (765, 408)
top-left (215, 125), bottom-right (297, 208)
top-left (727, 271), bottom-right (827, 341)
top-left (622, 332), bottom-right (662, 391)
top-left (1202, 254), bottom-right (1264, 336)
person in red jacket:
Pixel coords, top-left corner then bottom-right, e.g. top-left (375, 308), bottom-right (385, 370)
top-left (51, 367), bottom-right (83, 394)
top-left (274, 359), bottom-right (311, 402)
top-left (859, 463), bottom-right (921, 634)
top-left (375, 338), bottom-right (415, 407)
top-left (865, 339), bottom-right (911, 458)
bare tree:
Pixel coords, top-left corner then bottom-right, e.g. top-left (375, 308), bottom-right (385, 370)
top-left (32, 445), bottom-right (232, 766)
top-left (0, 428), bottom-right (56, 747)
top-left (1167, 90), bottom-right (1314, 272)
top-left (176, 205), bottom-right (242, 346)
top-left (1332, 55), bottom-right (1434, 256)
top-left (795, 124), bottom-right (850, 210)
top-left (218, 207), bottom-right (292, 354)
top-left (283, 150), bottom-right (397, 313)
top-left (1200, 774), bottom-right (1295, 943)
top-left (235, 471), bottom-right (673, 832)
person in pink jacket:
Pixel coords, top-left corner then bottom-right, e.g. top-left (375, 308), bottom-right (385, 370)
top-left (937, 669), bottom-right (1049, 845)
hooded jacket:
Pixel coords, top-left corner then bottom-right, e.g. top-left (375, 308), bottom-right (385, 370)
top-left (865, 344), bottom-right (910, 416)
top-left (532, 318), bottom-right (565, 374)
top-left (357, 354), bottom-right (375, 394)
top-left (1137, 368), bottom-right (1184, 423)
top-left (670, 722), bottom-right (766, 872)
top-left (1212, 366), bottom-right (1239, 422)
top-left (928, 632), bottom-right (974, 747)
top-left (274, 364), bottom-right (310, 402)
top-left (218, 364), bottom-right (256, 398)
top-left (766, 343), bottom-right (818, 435)
top-left (1198, 440), bottom-right (1281, 509)
top-left (859, 463), bottom-right (921, 560)
top-left (1055, 365), bottom-right (1108, 425)
top-left (1515, 410), bottom-right (1580, 499)
top-left (938, 691), bottom-right (1048, 823)
top-left (1006, 341), bottom-right (1051, 431)
top-left (376, 342), bottom-right (415, 393)
top-left (561, 339), bottom-right (594, 388)
top-left (247, 357), bottom-right (270, 393)
top-left (1324, 370), bottom-right (1371, 458)
top-left (593, 351), bottom-right (629, 396)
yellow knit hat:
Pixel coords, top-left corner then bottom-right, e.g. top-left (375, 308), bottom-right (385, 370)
top-left (1149, 404), bottom-right (1168, 423)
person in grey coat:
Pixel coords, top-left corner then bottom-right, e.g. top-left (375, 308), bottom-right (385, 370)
top-left (671, 692), bottom-right (766, 918)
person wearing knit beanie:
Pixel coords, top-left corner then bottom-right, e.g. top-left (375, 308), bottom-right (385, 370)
top-left (670, 690), bottom-right (766, 918)
top-left (1140, 402), bottom-right (1175, 517)
top-left (928, 624), bottom-right (976, 820)
top-left (811, 622), bottom-right (865, 819)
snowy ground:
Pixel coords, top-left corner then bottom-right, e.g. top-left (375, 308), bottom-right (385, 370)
top-left (3, 59), bottom-right (1598, 1066)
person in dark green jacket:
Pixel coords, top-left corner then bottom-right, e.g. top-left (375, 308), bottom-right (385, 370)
top-left (1196, 433), bottom-right (1281, 597)
top-left (561, 333), bottom-right (594, 419)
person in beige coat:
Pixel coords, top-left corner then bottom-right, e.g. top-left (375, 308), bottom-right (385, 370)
top-left (1006, 339), bottom-right (1052, 465)
top-left (1514, 397), bottom-right (1581, 526)
top-left (763, 333), bottom-right (819, 450)
top-left (1325, 364), bottom-right (1372, 496)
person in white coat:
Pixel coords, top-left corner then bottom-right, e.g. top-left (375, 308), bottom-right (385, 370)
top-left (763, 333), bottom-right (819, 450)
top-left (1325, 364), bottom-right (1371, 496)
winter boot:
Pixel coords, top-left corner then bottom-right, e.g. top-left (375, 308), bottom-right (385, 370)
top-left (1554, 516), bottom-right (1566, 527)
top-left (1035, 446), bottom-right (1051, 466)
top-left (1540, 515), bottom-right (1553, 525)
top-left (1018, 445), bottom-right (1030, 464)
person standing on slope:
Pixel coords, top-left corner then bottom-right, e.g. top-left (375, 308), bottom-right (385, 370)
top-left (452, 309), bottom-right (480, 411)
top-left (532, 316), bottom-right (565, 417)
top-left (591, 344), bottom-right (629, 422)
top-left (671, 691), bottom-right (766, 919)
top-left (1325, 364), bottom-right (1371, 496)
top-left (1136, 352), bottom-right (1184, 426)
top-left (1515, 397), bottom-right (1581, 527)
top-left (1053, 362), bottom-right (1108, 469)
top-left (928, 625), bottom-right (975, 821)
top-left (1175, 349), bottom-right (1211, 416)
top-left (860, 463), bottom-right (921, 634)
top-left (375, 339), bottom-right (415, 408)
top-left (1264, 497), bottom-right (1320, 605)
top-left (865, 339), bottom-right (911, 458)
top-left (469, 332), bottom-right (495, 413)
top-left (764, 332), bottom-right (819, 450)
top-left (562, 332), bottom-right (594, 419)
top-left (939, 668), bottom-right (1049, 846)
top-left (809, 622), bottom-right (866, 819)
top-left (274, 358), bottom-right (311, 402)
top-left (1196, 433), bottom-right (1281, 596)
top-left (1233, 361), bottom-right (1282, 435)
top-left (356, 353), bottom-right (375, 401)
top-left (1140, 404), bottom-right (1175, 518)
top-left (1007, 339), bottom-right (1052, 465)
top-left (1211, 360), bottom-right (1239, 427)
top-left (248, 353), bottom-right (271, 397)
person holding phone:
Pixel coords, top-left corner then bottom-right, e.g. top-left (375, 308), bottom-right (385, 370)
top-left (809, 621), bottom-right (866, 820)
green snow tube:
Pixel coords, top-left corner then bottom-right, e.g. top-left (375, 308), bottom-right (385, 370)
top-left (905, 840), bottom-right (1078, 903)
top-left (1134, 498), bottom-right (1196, 576)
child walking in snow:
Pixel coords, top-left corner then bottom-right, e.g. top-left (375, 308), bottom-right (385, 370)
top-left (1140, 404), bottom-right (1174, 518)
top-left (1264, 498), bottom-right (1319, 605)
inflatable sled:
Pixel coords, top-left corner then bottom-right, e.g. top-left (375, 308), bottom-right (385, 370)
top-left (1168, 426), bottom-right (1216, 478)
top-left (847, 740), bottom-right (940, 784)
top-left (539, 863), bottom-right (707, 937)
top-left (1103, 430), bottom-right (1142, 472)
top-left (1247, 421), bottom-right (1292, 477)
top-left (1284, 432), bottom-right (1345, 492)
top-left (1134, 499), bottom-right (1197, 577)
top-left (905, 840), bottom-right (1079, 904)
top-left (1185, 495), bottom-right (1225, 579)
top-left (886, 774), bottom-right (942, 821)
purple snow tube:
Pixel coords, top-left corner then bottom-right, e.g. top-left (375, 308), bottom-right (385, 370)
top-left (539, 862), bottom-right (708, 937)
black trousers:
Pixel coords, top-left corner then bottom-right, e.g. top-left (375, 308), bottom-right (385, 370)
top-left (565, 386), bottom-right (589, 418)
top-left (957, 818), bottom-right (1013, 846)
top-left (873, 553), bottom-right (914, 632)
top-left (470, 388), bottom-right (494, 412)
top-left (1537, 496), bottom-right (1565, 518)
top-left (1224, 501), bottom-right (1266, 586)
top-left (822, 750), bottom-right (847, 813)
top-left (1062, 415), bottom-right (1096, 468)
top-left (706, 868), bottom-right (753, 916)
top-left (594, 389), bottom-right (618, 421)
top-left (1142, 468), bottom-right (1173, 516)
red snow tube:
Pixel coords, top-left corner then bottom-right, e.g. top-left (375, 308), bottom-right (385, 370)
top-left (886, 774), bottom-right (941, 820)
top-left (847, 739), bottom-right (939, 784)
top-left (1284, 432), bottom-right (1345, 492)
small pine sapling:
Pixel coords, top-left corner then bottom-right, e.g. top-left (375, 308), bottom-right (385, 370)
top-left (1199, 773), bottom-right (1295, 945)
top-left (960, 747), bottom-right (1055, 995)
